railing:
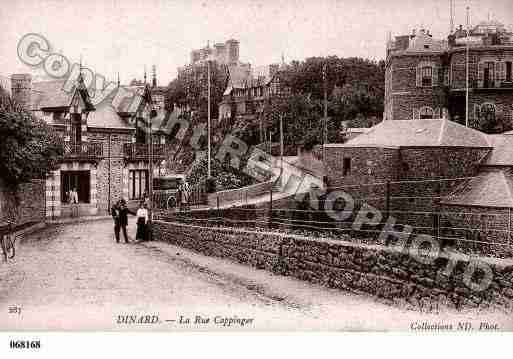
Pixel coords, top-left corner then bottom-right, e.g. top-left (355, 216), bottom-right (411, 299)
top-left (476, 78), bottom-right (513, 90)
top-left (63, 142), bottom-right (103, 160)
top-left (123, 143), bottom-right (168, 161)
top-left (189, 182), bottom-right (208, 206)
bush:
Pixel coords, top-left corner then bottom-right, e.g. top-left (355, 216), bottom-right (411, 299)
top-left (0, 86), bottom-right (63, 187)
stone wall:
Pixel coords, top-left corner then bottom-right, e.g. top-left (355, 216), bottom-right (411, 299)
top-left (386, 47), bottom-right (513, 123)
top-left (0, 179), bottom-right (45, 226)
top-left (153, 220), bottom-right (513, 311)
top-left (89, 129), bottom-right (133, 214)
top-left (386, 53), bottom-right (447, 121)
top-left (440, 204), bottom-right (513, 258)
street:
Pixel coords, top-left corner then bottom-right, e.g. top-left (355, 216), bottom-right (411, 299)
top-left (0, 218), bottom-right (511, 331)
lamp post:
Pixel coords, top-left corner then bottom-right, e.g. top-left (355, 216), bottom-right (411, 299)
top-left (322, 60), bottom-right (328, 162)
top-left (207, 58), bottom-right (212, 179)
top-left (280, 114), bottom-right (284, 173)
top-left (465, 6), bottom-right (470, 128)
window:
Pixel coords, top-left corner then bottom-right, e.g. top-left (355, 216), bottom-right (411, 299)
top-left (342, 157), bottom-right (351, 176)
top-left (506, 62), bottom-right (512, 82)
top-left (484, 62), bottom-right (494, 87)
top-left (135, 117), bottom-right (146, 144)
top-left (443, 69), bottom-right (450, 86)
top-left (61, 171), bottom-right (90, 203)
top-left (70, 113), bottom-right (82, 144)
top-left (129, 169), bottom-right (149, 200)
top-left (421, 66), bottom-right (432, 87)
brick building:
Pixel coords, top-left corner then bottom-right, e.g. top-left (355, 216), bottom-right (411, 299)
top-left (385, 20), bottom-right (513, 130)
top-left (11, 74), bottom-right (168, 218)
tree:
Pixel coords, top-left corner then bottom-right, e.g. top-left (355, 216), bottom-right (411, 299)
top-left (0, 86), bottom-right (64, 188)
top-left (165, 61), bottom-right (228, 119)
top-left (280, 56), bottom-right (385, 133)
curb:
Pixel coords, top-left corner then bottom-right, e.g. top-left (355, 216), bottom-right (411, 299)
top-left (46, 215), bottom-right (112, 225)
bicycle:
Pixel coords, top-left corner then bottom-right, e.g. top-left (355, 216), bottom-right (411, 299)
top-left (0, 221), bottom-right (16, 262)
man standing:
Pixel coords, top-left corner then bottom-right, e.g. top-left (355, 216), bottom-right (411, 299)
top-left (118, 199), bottom-right (134, 243)
top-left (111, 200), bottom-right (121, 243)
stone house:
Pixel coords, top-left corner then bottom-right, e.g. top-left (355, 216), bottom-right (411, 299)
top-left (385, 20), bottom-right (513, 129)
top-left (10, 74), bottom-right (168, 218)
top-left (322, 119), bottom-right (513, 255)
top-left (218, 63), bottom-right (290, 123)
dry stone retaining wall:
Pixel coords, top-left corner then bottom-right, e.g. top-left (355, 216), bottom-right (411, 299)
top-left (153, 220), bottom-right (513, 312)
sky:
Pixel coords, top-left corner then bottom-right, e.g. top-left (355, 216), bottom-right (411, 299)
top-left (1, 0), bottom-right (512, 86)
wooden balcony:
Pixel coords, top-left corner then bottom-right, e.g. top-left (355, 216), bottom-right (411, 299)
top-left (123, 143), bottom-right (168, 162)
top-left (63, 142), bottom-right (103, 162)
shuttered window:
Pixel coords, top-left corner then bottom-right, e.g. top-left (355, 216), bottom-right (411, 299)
top-left (421, 66), bottom-right (432, 86)
top-left (505, 61), bottom-right (511, 82)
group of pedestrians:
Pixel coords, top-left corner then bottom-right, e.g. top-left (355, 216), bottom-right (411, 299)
top-left (110, 199), bottom-right (149, 243)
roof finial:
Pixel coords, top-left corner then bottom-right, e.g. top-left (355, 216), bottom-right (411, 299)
top-left (152, 65), bottom-right (157, 88)
top-left (79, 54), bottom-right (83, 75)
top-left (144, 65), bottom-right (147, 84)
top-left (117, 72), bottom-right (120, 87)
top-left (466, 6), bottom-right (471, 31)
top-left (450, 0), bottom-right (454, 34)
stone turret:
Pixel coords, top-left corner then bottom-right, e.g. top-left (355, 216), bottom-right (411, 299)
top-left (11, 73), bottom-right (32, 109)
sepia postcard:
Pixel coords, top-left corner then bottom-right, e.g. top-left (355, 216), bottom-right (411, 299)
top-left (1, 0), bottom-right (513, 349)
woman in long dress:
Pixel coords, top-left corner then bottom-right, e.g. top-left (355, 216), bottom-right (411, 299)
top-left (135, 202), bottom-right (149, 241)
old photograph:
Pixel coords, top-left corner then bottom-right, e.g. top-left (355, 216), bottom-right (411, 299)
top-left (0, 0), bottom-right (512, 337)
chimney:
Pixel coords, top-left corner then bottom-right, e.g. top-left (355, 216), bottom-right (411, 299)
top-left (11, 73), bottom-right (32, 110)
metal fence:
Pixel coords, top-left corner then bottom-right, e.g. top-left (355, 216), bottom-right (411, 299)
top-left (157, 176), bottom-right (513, 258)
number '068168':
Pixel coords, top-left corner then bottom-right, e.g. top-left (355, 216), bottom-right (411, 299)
top-left (10, 340), bottom-right (41, 349)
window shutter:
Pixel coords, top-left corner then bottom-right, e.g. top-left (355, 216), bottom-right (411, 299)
top-left (474, 103), bottom-right (481, 122)
top-left (495, 62), bottom-right (503, 87)
top-left (432, 65), bottom-right (439, 87)
top-left (497, 61), bottom-right (506, 87)
top-left (478, 62), bottom-right (484, 88)
top-left (416, 66), bottom-right (421, 87)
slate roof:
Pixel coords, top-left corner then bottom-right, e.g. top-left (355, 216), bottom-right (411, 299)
top-left (331, 119), bottom-right (491, 148)
top-left (31, 80), bottom-right (73, 109)
top-left (442, 169), bottom-right (513, 208)
top-left (484, 134), bottom-right (513, 166)
top-left (87, 100), bottom-right (133, 129)
top-left (30, 81), bottom-right (156, 130)
top-left (111, 85), bottom-right (144, 114)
